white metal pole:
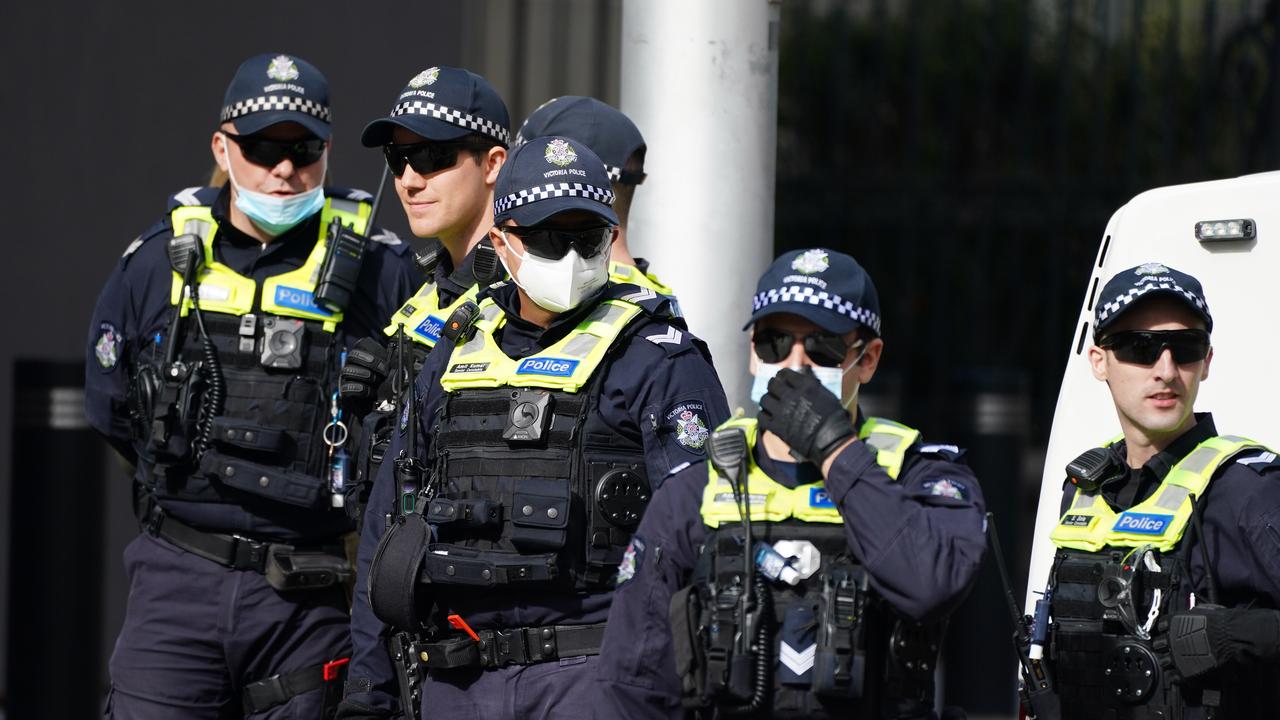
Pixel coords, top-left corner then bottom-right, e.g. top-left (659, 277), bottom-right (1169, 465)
top-left (620, 0), bottom-right (781, 411)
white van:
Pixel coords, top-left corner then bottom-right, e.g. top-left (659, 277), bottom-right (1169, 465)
top-left (1025, 170), bottom-right (1280, 608)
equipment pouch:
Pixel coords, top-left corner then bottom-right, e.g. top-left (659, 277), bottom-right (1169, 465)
top-left (421, 635), bottom-right (482, 670)
top-left (670, 585), bottom-right (707, 706)
top-left (203, 451), bottom-right (325, 509)
top-left (369, 512), bottom-right (433, 630)
top-left (211, 417), bottom-right (285, 453)
top-left (424, 498), bottom-right (502, 529)
top-left (812, 567), bottom-right (867, 699)
top-left (510, 477), bottom-right (570, 551)
top-left (264, 545), bottom-right (352, 592)
top-left (420, 546), bottom-right (559, 587)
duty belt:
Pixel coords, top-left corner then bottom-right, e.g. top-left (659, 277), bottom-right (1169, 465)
top-left (142, 506), bottom-right (346, 576)
top-left (420, 622), bottom-right (606, 671)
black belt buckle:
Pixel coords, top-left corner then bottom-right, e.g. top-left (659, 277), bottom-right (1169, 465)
top-left (488, 628), bottom-right (530, 667)
top-left (233, 535), bottom-right (270, 572)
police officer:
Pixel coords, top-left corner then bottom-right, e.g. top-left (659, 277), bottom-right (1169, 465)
top-left (515, 95), bottom-right (673, 294)
top-left (338, 65), bottom-right (510, 528)
top-left (338, 136), bottom-right (730, 719)
top-left (84, 53), bottom-right (421, 718)
top-left (595, 249), bottom-right (988, 719)
top-left (1028, 263), bottom-right (1280, 719)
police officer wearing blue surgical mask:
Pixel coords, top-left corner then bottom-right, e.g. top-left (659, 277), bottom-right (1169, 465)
top-left (595, 248), bottom-right (987, 719)
top-left (84, 53), bottom-right (421, 718)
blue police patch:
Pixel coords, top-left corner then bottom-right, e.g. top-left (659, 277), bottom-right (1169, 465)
top-left (665, 400), bottom-right (710, 451)
top-left (273, 286), bottom-right (333, 316)
top-left (1113, 512), bottom-right (1173, 535)
top-left (414, 315), bottom-right (444, 343)
top-left (923, 478), bottom-right (969, 500)
top-left (515, 357), bottom-right (579, 377)
top-left (616, 536), bottom-right (646, 588)
top-left (95, 323), bottom-right (121, 370)
top-left (808, 487), bottom-right (835, 508)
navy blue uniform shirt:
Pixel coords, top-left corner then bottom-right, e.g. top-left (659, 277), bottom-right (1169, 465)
top-left (594, 424), bottom-right (988, 719)
top-left (1055, 413), bottom-right (1280, 607)
top-left (346, 281), bottom-right (730, 712)
top-left (85, 185), bottom-right (422, 541)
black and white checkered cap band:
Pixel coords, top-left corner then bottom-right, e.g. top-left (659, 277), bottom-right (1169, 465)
top-left (221, 96), bottom-right (332, 124)
top-left (494, 182), bottom-right (615, 216)
top-left (753, 286), bottom-right (882, 334)
top-left (1095, 281), bottom-right (1208, 328)
top-left (391, 101), bottom-right (510, 145)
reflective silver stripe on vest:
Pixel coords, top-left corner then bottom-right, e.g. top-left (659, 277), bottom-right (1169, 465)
top-left (864, 432), bottom-right (904, 453)
top-left (1154, 484), bottom-right (1189, 511)
top-left (182, 219), bottom-right (213, 239)
top-left (1177, 445), bottom-right (1221, 475)
top-left (1072, 491), bottom-right (1097, 510)
top-left (562, 334), bottom-right (602, 358)
top-left (328, 198), bottom-right (362, 216)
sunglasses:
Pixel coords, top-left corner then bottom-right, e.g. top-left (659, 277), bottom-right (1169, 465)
top-left (221, 130), bottom-right (326, 168)
top-left (496, 225), bottom-right (613, 261)
top-left (1098, 329), bottom-right (1211, 365)
top-left (753, 328), bottom-right (860, 368)
top-left (382, 141), bottom-right (473, 177)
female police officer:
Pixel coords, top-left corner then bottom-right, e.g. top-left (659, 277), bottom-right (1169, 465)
top-left (594, 249), bottom-right (988, 719)
top-left (338, 136), bottom-right (729, 719)
top-left (85, 53), bottom-right (421, 718)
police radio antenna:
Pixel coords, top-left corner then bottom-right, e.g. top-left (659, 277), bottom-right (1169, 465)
top-left (987, 512), bottom-right (1058, 719)
top-left (368, 165), bottom-right (389, 228)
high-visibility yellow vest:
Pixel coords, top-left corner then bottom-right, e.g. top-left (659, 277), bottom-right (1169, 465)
top-left (1050, 435), bottom-right (1265, 552)
top-left (167, 198), bottom-right (370, 333)
top-left (700, 416), bottom-right (920, 528)
top-left (438, 294), bottom-right (646, 393)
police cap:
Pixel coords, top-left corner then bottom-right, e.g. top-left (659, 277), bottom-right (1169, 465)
top-left (361, 66), bottom-right (510, 148)
top-left (493, 136), bottom-right (619, 227)
top-left (1094, 262), bottom-right (1213, 337)
top-left (220, 53), bottom-right (332, 140)
top-left (515, 96), bottom-right (646, 185)
top-left (746, 249), bottom-right (882, 337)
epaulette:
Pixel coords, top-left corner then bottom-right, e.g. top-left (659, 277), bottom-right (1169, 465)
top-left (370, 228), bottom-right (406, 251)
top-left (665, 461), bottom-right (693, 479)
top-left (607, 282), bottom-right (682, 321)
top-left (915, 443), bottom-right (967, 462)
top-left (1234, 449), bottom-right (1280, 473)
top-left (120, 220), bottom-right (170, 267)
top-left (327, 187), bottom-right (373, 203)
top-left (165, 186), bottom-right (219, 211)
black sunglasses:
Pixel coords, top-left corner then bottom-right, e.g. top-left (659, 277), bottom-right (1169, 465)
top-left (382, 140), bottom-right (475, 177)
top-left (222, 130), bottom-right (326, 168)
top-left (496, 225), bottom-right (613, 261)
top-left (1099, 329), bottom-right (1211, 365)
top-left (753, 328), bottom-right (859, 368)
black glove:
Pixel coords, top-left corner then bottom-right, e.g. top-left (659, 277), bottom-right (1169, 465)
top-left (340, 338), bottom-right (391, 417)
top-left (757, 367), bottom-right (854, 467)
top-left (1165, 606), bottom-right (1280, 680)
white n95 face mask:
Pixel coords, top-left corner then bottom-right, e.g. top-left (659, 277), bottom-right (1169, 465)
top-left (503, 245), bottom-right (610, 313)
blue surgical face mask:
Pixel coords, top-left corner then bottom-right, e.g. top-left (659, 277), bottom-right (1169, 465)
top-left (750, 344), bottom-right (868, 409)
top-left (225, 154), bottom-right (326, 236)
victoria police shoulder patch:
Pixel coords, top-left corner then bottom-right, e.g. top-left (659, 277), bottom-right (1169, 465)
top-left (922, 478), bottom-right (969, 501)
top-left (666, 401), bottom-right (710, 452)
top-left (617, 536), bottom-right (646, 588)
top-left (95, 323), bottom-right (121, 370)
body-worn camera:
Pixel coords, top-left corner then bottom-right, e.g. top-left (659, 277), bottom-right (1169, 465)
top-left (261, 317), bottom-right (307, 369)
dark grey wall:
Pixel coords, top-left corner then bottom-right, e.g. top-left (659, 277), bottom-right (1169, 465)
top-left (0, 0), bottom-right (622, 704)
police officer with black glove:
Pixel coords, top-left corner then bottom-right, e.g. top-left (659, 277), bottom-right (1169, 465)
top-left (1029, 263), bottom-right (1280, 719)
top-left (595, 249), bottom-right (987, 719)
top-left (515, 95), bottom-right (675, 296)
top-left (337, 65), bottom-right (510, 531)
top-left (338, 136), bottom-right (729, 719)
top-left (84, 53), bottom-right (422, 718)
